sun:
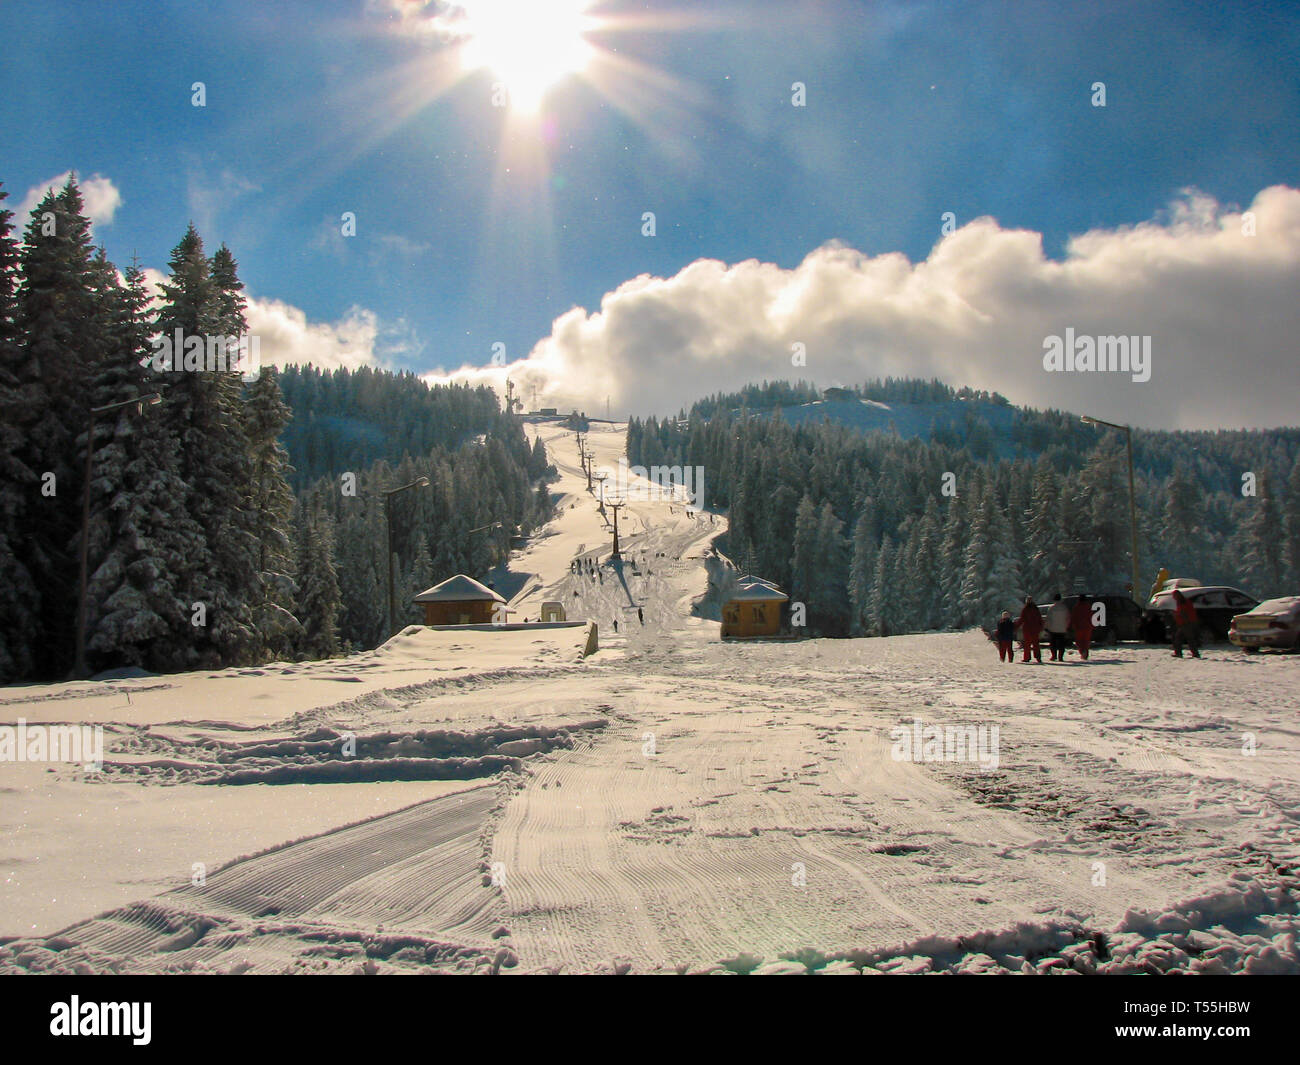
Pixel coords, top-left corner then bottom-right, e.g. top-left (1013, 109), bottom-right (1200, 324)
top-left (458, 0), bottom-right (596, 111)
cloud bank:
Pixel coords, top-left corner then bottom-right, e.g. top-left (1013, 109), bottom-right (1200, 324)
top-left (423, 186), bottom-right (1300, 430)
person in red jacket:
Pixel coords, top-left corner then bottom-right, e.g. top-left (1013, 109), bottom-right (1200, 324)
top-left (1015, 596), bottom-right (1043, 663)
top-left (1070, 594), bottom-right (1095, 661)
top-left (1171, 589), bottom-right (1201, 658)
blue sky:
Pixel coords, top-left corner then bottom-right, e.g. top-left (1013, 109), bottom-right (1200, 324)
top-left (3, 1), bottom-right (1299, 424)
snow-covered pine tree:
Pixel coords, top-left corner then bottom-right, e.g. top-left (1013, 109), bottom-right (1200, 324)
top-left (937, 491), bottom-right (968, 628)
top-left (812, 501), bottom-right (849, 632)
top-left (911, 497), bottom-right (943, 630)
top-left (1162, 464), bottom-right (1203, 580)
top-left (867, 534), bottom-right (895, 636)
top-left (848, 502), bottom-right (878, 636)
top-left (1242, 471), bottom-right (1283, 595)
top-left (0, 182), bottom-right (40, 681)
top-left (244, 365), bottom-right (302, 660)
top-left (81, 255), bottom-right (201, 673)
top-left (1025, 456), bottom-right (1064, 596)
top-left (154, 226), bottom-right (259, 667)
top-left (296, 504), bottom-right (341, 659)
top-left (404, 535), bottom-right (434, 626)
top-left (789, 494), bottom-right (820, 617)
top-left (16, 177), bottom-right (101, 676)
top-left (1284, 458), bottom-right (1300, 589)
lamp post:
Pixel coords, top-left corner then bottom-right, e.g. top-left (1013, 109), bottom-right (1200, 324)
top-left (1081, 415), bottom-right (1140, 601)
top-left (76, 393), bottom-right (162, 678)
top-left (383, 477), bottom-right (430, 635)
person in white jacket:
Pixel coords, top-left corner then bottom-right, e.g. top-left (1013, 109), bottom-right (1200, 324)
top-left (1045, 592), bottom-right (1071, 661)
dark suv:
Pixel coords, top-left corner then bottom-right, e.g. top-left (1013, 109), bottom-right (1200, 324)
top-left (1041, 593), bottom-right (1144, 645)
top-left (1142, 586), bottom-right (1259, 643)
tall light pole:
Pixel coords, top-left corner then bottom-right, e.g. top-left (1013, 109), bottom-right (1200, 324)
top-left (76, 392), bottom-right (162, 678)
top-left (384, 477), bottom-right (430, 635)
top-left (1081, 414), bottom-right (1140, 601)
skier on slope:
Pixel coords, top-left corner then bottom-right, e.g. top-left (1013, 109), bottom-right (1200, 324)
top-left (1015, 596), bottom-right (1043, 663)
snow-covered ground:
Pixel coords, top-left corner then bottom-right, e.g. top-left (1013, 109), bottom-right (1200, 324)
top-left (2, 423), bottom-right (1297, 974)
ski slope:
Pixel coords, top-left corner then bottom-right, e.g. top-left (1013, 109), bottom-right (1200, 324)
top-left (2, 423), bottom-right (1298, 974)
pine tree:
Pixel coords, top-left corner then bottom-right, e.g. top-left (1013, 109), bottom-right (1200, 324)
top-left (867, 535), bottom-right (895, 636)
top-left (15, 177), bottom-right (101, 676)
top-left (848, 503), bottom-right (877, 636)
top-left (789, 494), bottom-right (820, 619)
top-left (0, 182), bottom-right (40, 681)
top-left (245, 366), bottom-right (302, 659)
top-left (1284, 458), bottom-right (1300, 589)
top-left (154, 226), bottom-right (259, 666)
top-left (296, 505), bottom-right (341, 658)
top-left (82, 256), bottom-right (200, 672)
top-left (1242, 472), bottom-right (1283, 595)
top-left (404, 535), bottom-right (434, 626)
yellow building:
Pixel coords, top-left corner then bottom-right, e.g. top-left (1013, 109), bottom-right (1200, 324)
top-left (721, 579), bottom-right (788, 638)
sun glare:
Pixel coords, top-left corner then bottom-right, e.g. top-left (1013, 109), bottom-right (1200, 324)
top-left (459, 0), bottom-right (596, 111)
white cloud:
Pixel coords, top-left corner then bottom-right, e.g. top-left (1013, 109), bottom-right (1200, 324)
top-left (424, 185), bottom-right (1300, 430)
top-left (16, 171), bottom-right (123, 228)
top-left (133, 267), bottom-right (384, 373)
top-left (245, 299), bottom-right (382, 372)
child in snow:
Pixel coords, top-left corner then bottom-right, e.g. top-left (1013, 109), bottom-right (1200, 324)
top-left (995, 611), bottom-right (1015, 662)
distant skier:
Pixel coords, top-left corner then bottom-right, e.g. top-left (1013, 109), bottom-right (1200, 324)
top-left (1045, 593), bottom-right (1070, 661)
top-left (638, 607), bottom-right (644, 625)
top-left (1070, 594), bottom-right (1096, 661)
top-left (613, 618), bottom-right (619, 633)
top-left (995, 611), bottom-right (1015, 663)
top-left (1016, 596), bottom-right (1043, 663)
top-left (1171, 589), bottom-right (1201, 658)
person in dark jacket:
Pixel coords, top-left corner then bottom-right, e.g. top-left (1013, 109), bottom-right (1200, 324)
top-left (995, 611), bottom-right (1015, 662)
top-left (1171, 589), bottom-right (1201, 658)
top-left (1016, 596), bottom-right (1043, 663)
top-left (1070, 594), bottom-right (1096, 661)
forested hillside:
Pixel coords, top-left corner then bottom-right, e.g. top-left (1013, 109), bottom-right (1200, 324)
top-left (0, 176), bottom-right (553, 681)
top-left (629, 382), bottom-right (1300, 636)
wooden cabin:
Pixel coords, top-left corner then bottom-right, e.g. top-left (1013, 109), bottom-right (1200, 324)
top-left (413, 574), bottom-right (506, 626)
top-left (721, 579), bottom-right (788, 638)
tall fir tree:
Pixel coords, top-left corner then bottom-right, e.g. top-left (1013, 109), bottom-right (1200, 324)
top-left (245, 365), bottom-right (302, 659)
top-left (154, 226), bottom-right (259, 666)
top-left (81, 255), bottom-right (201, 672)
top-left (0, 182), bottom-right (40, 680)
top-left (15, 177), bottom-right (101, 676)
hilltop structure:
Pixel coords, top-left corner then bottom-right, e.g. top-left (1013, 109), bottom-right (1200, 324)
top-left (413, 574), bottom-right (507, 626)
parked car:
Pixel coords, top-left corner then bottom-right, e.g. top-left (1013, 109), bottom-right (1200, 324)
top-left (1143, 586), bottom-right (1259, 643)
top-left (1041, 593), bottom-right (1144, 645)
top-left (1229, 597), bottom-right (1300, 651)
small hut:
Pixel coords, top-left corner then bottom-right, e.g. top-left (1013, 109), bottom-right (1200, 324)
top-left (413, 574), bottom-right (506, 626)
top-left (721, 578), bottom-right (788, 638)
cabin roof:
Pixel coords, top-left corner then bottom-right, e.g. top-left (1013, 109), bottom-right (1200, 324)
top-left (413, 574), bottom-right (506, 603)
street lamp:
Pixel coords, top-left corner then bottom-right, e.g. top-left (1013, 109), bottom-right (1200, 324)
top-left (75, 393), bottom-right (162, 678)
top-left (383, 477), bottom-right (430, 636)
top-left (1081, 414), bottom-right (1140, 602)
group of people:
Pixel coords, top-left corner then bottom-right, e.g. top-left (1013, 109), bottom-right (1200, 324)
top-left (993, 593), bottom-right (1098, 664)
top-left (992, 588), bottom-right (1203, 663)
